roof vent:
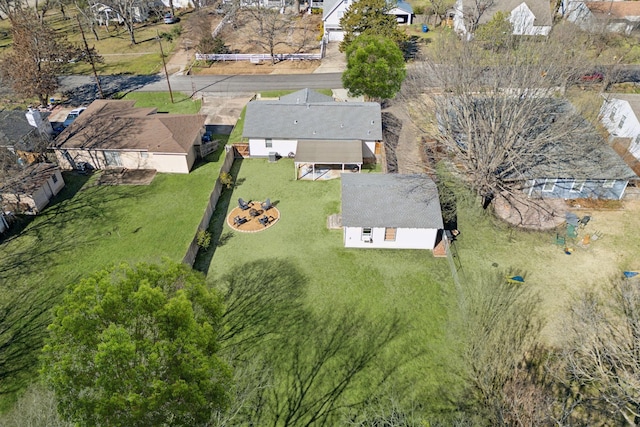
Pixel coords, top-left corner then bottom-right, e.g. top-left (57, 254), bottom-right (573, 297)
top-left (340, 124), bottom-right (344, 128)
top-left (296, 98), bottom-right (300, 104)
top-left (367, 130), bottom-right (371, 135)
top-left (313, 130), bottom-right (317, 134)
top-left (294, 120), bottom-right (298, 124)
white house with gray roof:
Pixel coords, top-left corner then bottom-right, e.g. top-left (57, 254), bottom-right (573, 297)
top-left (341, 174), bottom-right (444, 250)
top-left (242, 89), bottom-right (382, 178)
top-left (453, 0), bottom-right (552, 36)
top-left (322, 0), bottom-right (414, 41)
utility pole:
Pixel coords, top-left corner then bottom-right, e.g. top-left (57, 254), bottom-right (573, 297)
top-left (77, 15), bottom-right (104, 99)
top-left (157, 31), bottom-right (174, 104)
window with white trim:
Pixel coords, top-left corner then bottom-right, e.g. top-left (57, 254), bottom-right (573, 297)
top-left (542, 179), bottom-right (556, 192)
top-left (603, 179), bottom-right (615, 188)
top-left (570, 179), bottom-right (585, 192)
top-left (610, 107), bottom-right (617, 121)
top-left (362, 227), bottom-right (372, 242)
top-left (265, 139), bottom-right (272, 148)
top-left (384, 227), bottom-right (397, 241)
top-left (52, 174), bottom-right (58, 184)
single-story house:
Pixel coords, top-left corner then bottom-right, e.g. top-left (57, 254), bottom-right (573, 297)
top-left (0, 109), bottom-right (53, 164)
top-left (440, 96), bottom-right (636, 200)
top-left (562, 1), bottom-right (640, 34)
top-left (51, 100), bottom-right (206, 174)
top-left (453, 0), bottom-right (552, 36)
top-left (242, 88), bottom-right (382, 178)
top-left (0, 163), bottom-right (65, 215)
top-left (341, 173), bottom-right (444, 249)
top-left (322, 0), bottom-right (414, 41)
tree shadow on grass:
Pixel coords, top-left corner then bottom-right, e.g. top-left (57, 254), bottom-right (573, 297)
top-left (193, 159), bottom-right (243, 274)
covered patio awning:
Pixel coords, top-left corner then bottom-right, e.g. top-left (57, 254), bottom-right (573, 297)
top-left (294, 140), bottom-right (363, 180)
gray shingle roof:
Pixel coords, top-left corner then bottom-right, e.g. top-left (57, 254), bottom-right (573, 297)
top-left (243, 93), bottom-right (382, 140)
top-left (341, 174), bottom-right (444, 229)
top-left (0, 110), bottom-right (42, 150)
top-left (279, 88), bottom-right (334, 104)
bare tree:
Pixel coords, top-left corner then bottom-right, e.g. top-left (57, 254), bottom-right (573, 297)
top-left (561, 277), bottom-right (640, 425)
top-left (97, 0), bottom-right (143, 44)
top-left (402, 32), bottom-right (601, 210)
top-left (0, 10), bottom-right (80, 105)
top-left (246, 5), bottom-right (293, 64)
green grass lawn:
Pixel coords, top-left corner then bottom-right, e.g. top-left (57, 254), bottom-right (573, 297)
top-left (119, 91), bottom-right (202, 114)
top-left (228, 106), bottom-right (247, 144)
top-left (196, 159), bottom-right (462, 414)
top-left (0, 144), bottom-right (228, 410)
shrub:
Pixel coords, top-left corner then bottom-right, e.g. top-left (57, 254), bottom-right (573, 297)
top-left (196, 229), bottom-right (212, 249)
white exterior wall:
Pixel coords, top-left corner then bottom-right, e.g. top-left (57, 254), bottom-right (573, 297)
top-left (600, 98), bottom-right (640, 158)
top-left (249, 138), bottom-right (298, 157)
top-left (160, 0), bottom-right (193, 7)
top-left (510, 3), bottom-right (551, 35)
top-left (54, 149), bottom-right (193, 173)
top-left (453, 0), bottom-right (467, 34)
top-left (343, 226), bottom-right (438, 249)
top-left (363, 141), bottom-right (376, 159)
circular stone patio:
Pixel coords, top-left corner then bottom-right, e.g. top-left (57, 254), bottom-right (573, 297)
top-left (226, 204), bottom-right (280, 233)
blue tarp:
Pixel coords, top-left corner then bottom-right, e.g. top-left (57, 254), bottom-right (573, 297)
top-left (623, 271), bottom-right (639, 279)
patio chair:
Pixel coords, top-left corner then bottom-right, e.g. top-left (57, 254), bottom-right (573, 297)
top-left (258, 215), bottom-right (269, 226)
top-left (567, 224), bottom-right (578, 238)
top-left (238, 198), bottom-right (250, 211)
top-left (579, 215), bottom-right (591, 228)
top-left (234, 215), bottom-right (248, 226)
top-left (261, 198), bottom-right (272, 211)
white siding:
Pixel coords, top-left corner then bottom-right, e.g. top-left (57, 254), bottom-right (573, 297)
top-left (343, 226), bottom-right (438, 249)
top-left (510, 3), bottom-right (551, 35)
top-left (150, 153), bottom-right (191, 173)
top-left (601, 98), bottom-right (640, 158)
top-left (249, 138), bottom-right (298, 157)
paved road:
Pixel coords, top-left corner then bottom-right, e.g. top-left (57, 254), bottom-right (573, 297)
top-left (58, 73), bottom-right (343, 102)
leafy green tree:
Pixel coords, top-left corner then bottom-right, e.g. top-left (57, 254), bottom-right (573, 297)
top-left (41, 261), bottom-right (231, 427)
top-left (339, 0), bottom-right (407, 52)
top-left (474, 11), bottom-right (514, 52)
top-left (342, 34), bottom-right (407, 100)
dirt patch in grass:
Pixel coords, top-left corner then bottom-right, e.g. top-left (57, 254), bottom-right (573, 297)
top-left (192, 59), bottom-right (320, 75)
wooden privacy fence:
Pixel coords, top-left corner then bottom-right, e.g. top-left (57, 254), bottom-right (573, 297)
top-left (183, 146), bottom-right (235, 266)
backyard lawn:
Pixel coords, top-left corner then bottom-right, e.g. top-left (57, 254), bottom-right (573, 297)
top-left (196, 158), bottom-right (462, 412)
top-left (0, 144), bottom-right (228, 409)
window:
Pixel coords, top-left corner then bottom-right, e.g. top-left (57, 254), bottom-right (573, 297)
top-left (610, 107), bottom-right (617, 121)
top-left (603, 179), bottom-right (615, 188)
top-left (141, 151), bottom-right (148, 158)
top-left (542, 179), bottom-right (556, 192)
top-left (52, 174), bottom-right (58, 184)
top-left (104, 151), bottom-right (122, 167)
top-left (570, 179), bottom-right (585, 192)
top-left (384, 227), bottom-right (397, 241)
top-left (265, 139), bottom-right (272, 148)
top-left (362, 227), bottom-right (372, 242)
top-left (619, 115), bottom-right (626, 129)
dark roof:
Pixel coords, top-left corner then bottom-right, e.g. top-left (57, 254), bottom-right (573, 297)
top-left (0, 163), bottom-right (61, 195)
top-left (341, 174), bottom-right (444, 229)
top-left (243, 89), bottom-right (382, 140)
top-left (440, 97), bottom-right (635, 181)
top-left (53, 100), bottom-right (205, 154)
top-left (295, 140), bottom-right (363, 164)
top-left (0, 110), bottom-right (45, 150)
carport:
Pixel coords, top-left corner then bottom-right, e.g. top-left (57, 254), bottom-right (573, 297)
top-left (294, 140), bottom-right (363, 180)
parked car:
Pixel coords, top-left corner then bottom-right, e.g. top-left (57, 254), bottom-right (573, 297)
top-left (164, 13), bottom-right (178, 24)
top-left (62, 107), bottom-right (87, 127)
top-left (579, 72), bottom-right (604, 83)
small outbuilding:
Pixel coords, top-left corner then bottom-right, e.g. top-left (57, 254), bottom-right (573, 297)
top-left (341, 174), bottom-right (444, 250)
top-left (0, 163), bottom-right (65, 215)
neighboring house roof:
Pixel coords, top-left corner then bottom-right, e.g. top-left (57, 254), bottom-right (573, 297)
top-left (323, 0), bottom-right (343, 20)
top-left (243, 89), bottom-right (382, 140)
top-left (392, 0), bottom-right (413, 14)
top-left (341, 173), bottom-right (444, 229)
top-left (463, 0), bottom-right (552, 27)
top-left (53, 100), bottom-right (206, 155)
top-left (440, 97), bottom-right (635, 181)
top-left (0, 163), bottom-right (60, 196)
top-left (0, 110), bottom-right (47, 151)
top-left (605, 93), bottom-right (640, 116)
top-left (585, 1), bottom-right (640, 19)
